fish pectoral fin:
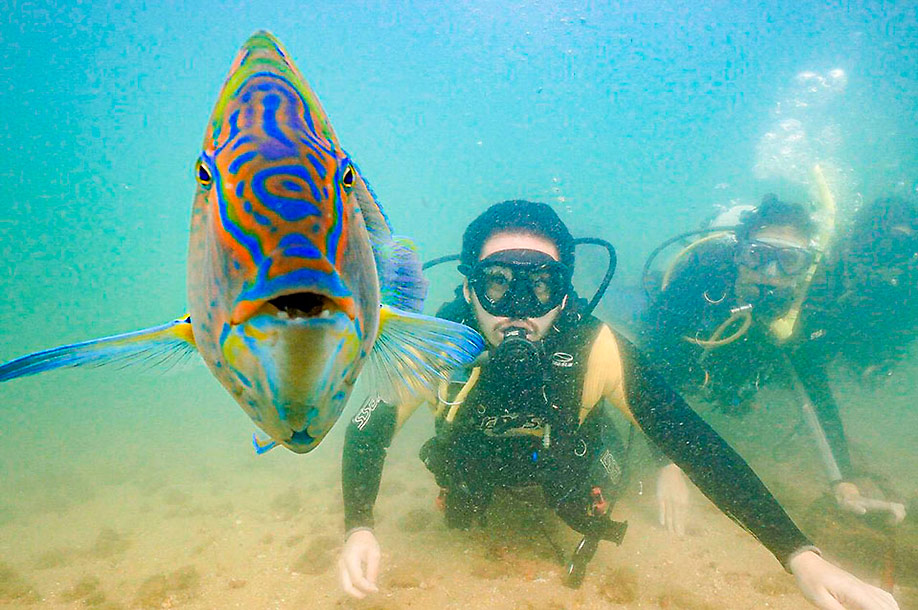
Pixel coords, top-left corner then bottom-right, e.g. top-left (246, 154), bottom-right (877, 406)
top-left (252, 432), bottom-right (278, 455)
top-left (368, 306), bottom-right (485, 405)
top-left (376, 237), bottom-right (428, 313)
top-left (0, 315), bottom-right (198, 382)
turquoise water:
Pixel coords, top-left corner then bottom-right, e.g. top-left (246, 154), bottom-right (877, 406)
top-left (1, 2), bottom-right (917, 608)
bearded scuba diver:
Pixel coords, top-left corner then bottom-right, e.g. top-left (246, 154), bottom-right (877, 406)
top-left (337, 200), bottom-right (902, 610)
top-left (422, 226), bottom-right (625, 588)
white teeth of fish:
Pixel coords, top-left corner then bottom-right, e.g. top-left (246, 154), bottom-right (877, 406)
top-left (276, 307), bottom-right (326, 319)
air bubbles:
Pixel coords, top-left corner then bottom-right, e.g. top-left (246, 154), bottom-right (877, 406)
top-left (793, 68), bottom-right (847, 94)
top-left (550, 176), bottom-right (568, 206)
top-left (754, 118), bottom-right (810, 183)
top-left (754, 67), bottom-right (851, 190)
top-left (827, 68), bottom-right (848, 89)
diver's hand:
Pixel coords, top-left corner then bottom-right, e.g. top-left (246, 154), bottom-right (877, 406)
top-left (656, 463), bottom-right (689, 536)
top-left (789, 550), bottom-right (899, 609)
top-left (834, 482), bottom-right (907, 524)
top-left (338, 529), bottom-right (381, 599)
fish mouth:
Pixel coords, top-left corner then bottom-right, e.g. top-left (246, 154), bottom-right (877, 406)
top-left (266, 292), bottom-right (339, 320)
top-left (231, 291), bottom-right (351, 325)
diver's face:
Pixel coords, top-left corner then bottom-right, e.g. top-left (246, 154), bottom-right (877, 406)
top-left (735, 225), bottom-right (813, 319)
top-left (859, 223), bottom-right (918, 290)
top-left (464, 232), bottom-right (567, 347)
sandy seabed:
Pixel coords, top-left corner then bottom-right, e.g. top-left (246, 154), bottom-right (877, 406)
top-left (0, 367), bottom-right (915, 609)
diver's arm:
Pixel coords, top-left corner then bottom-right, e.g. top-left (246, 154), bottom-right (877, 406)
top-left (339, 394), bottom-right (429, 599)
top-left (341, 397), bottom-right (399, 533)
top-left (342, 393), bottom-right (428, 532)
top-left (789, 351), bottom-right (907, 524)
top-left (609, 335), bottom-right (814, 567)
top-left (787, 352), bottom-right (854, 482)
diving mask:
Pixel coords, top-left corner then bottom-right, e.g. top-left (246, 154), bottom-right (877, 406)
top-left (462, 249), bottom-right (572, 318)
top-left (736, 238), bottom-right (816, 277)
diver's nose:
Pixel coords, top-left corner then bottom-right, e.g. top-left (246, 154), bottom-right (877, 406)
top-left (762, 261), bottom-right (779, 277)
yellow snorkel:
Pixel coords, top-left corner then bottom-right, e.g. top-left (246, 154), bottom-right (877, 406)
top-left (768, 164), bottom-right (837, 342)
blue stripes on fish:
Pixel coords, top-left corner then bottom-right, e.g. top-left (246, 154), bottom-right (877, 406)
top-left (216, 172), bottom-right (263, 265)
top-left (236, 266), bottom-right (352, 309)
top-left (251, 164), bottom-right (322, 221)
top-left (261, 89), bottom-right (296, 150)
top-left (306, 154), bottom-right (327, 179)
top-left (228, 150), bottom-right (258, 175)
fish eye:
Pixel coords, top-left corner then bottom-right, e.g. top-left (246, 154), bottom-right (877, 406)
top-left (341, 165), bottom-right (356, 189)
top-left (195, 158), bottom-right (213, 187)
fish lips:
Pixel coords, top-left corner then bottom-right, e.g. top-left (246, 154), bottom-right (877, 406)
top-left (230, 289), bottom-right (357, 327)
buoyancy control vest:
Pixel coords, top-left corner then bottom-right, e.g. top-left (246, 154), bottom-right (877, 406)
top-left (425, 309), bottom-right (625, 506)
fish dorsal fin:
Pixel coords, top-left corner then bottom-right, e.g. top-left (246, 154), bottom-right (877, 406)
top-left (375, 237), bottom-right (427, 313)
top-left (349, 165), bottom-right (427, 312)
top-left (368, 306), bottom-right (485, 407)
top-left (351, 163), bottom-right (393, 243)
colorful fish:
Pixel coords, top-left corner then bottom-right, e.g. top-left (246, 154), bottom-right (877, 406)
top-left (0, 31), bottom-right (484, 453)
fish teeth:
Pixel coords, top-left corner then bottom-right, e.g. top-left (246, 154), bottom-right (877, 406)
top-left (277, 310), bottom-right (290, 320)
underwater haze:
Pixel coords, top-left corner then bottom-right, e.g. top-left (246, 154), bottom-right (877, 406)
top-left (1, 1), bottom-right (917, 608)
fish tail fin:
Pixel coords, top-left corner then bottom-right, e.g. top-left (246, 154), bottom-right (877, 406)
top-left (377, 236), bottom-right (428, 313)
top-left (368, 306), bottom-right (485, 405)
top-left (252, 432), bottom-right (278, 455)
top-left (0, 315), bottom-right (197, 382)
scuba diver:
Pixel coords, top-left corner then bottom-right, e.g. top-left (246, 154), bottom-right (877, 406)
top-left (337, 200), bottom-right (899, 609)
top-left (804, 195), bottom-right (918, 377)
top-left (642, 193), bottom-right (907, 536)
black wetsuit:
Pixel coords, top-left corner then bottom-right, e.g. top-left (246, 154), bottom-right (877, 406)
top-left (642, 239), bottom-right (854, 481)
top-left (342, 297), bottom-right (815, 568)
top-left (803, 244), bottom-right (918, 374)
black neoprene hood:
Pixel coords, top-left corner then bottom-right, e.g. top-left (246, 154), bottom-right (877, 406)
top-left (460, 200), bottom-right (576, 271)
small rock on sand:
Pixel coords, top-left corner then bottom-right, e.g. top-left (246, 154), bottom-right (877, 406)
top-left (271, 487), bottom-right (304, 520)
top-left (90, 528), bottom-right (130, 559)
top-left (599, 566), bottom-right (639, 604)
top-left (135, 565), bottom-right (200, 609)
top-left (292, 535), bottom-right (338, 575)
top-left (398, 508), bottom-right (433, 533)
top-left (0, 561), bottom-right (40, 604)
top-left (657, 586), bottom-right (723, 610)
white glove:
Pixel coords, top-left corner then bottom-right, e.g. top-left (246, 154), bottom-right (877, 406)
top-left (789, 550), bottom-right (899, 609)
top-left (338, 529), bottom-right (381, 599)
top-left (656, 463), bottom-right (689, 536)
top-left (834, 482), bottom-right (907, 524)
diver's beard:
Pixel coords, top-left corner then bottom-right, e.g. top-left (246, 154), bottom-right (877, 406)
top-left (487, 327), bottom-right (545, 397)
top-left (737, 284), bottom-right (797, 321)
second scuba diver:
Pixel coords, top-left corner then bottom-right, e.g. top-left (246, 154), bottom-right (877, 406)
top-left (642, 194), bottom-right (908, 535)
top-left (337, 199), bottom-right (900, 610)
top-left (803, 195), bottom-right (918, 378)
